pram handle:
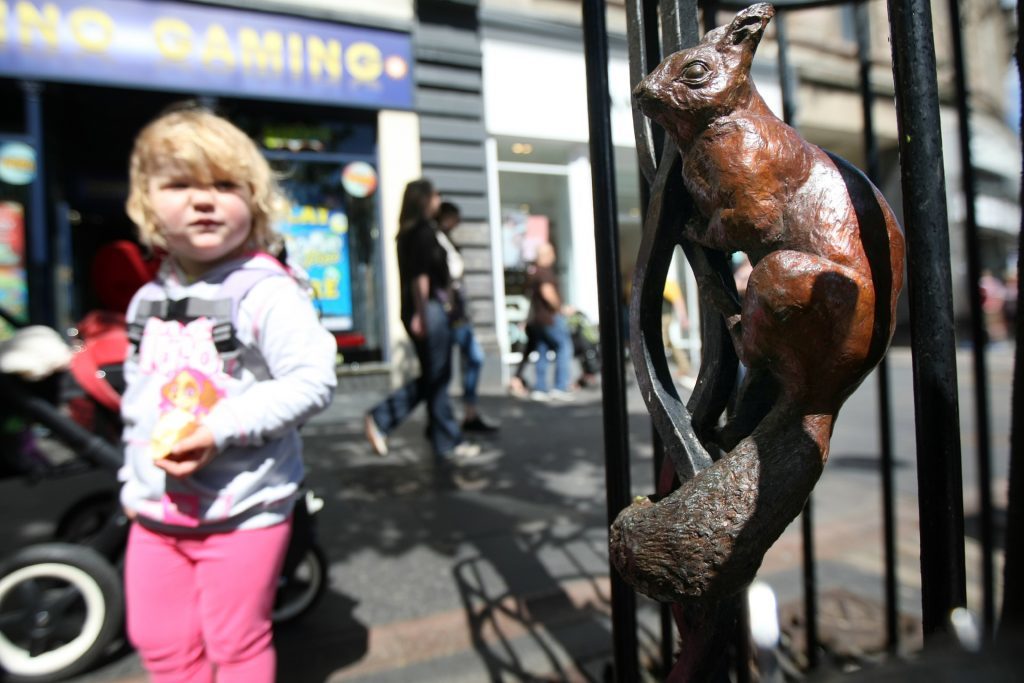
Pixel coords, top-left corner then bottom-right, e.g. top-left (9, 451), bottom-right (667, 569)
top-left (0, 306), bottom-right (23, 329)
top-left (0, 374), bottom-right (123, 471)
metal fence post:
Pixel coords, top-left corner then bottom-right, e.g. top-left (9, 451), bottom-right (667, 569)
top-left (945, 0), bottom-right (996, 637)
top-left (582, 0), bottom-right (640, 679)
top-left (886, 0), bottom-right (968, 639)
top-left (998, 0), bottom-right (1024, 632)
top-left (854, 0), bottom-right (900, 654)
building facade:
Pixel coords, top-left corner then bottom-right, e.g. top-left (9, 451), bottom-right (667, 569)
top-left (1, 0), bottom-right (1016, 392)
top-left (0, 0), bottom-right (426, 380)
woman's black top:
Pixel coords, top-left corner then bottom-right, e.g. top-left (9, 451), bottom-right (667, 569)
top-left (396, 219), bottom-right (450, 323)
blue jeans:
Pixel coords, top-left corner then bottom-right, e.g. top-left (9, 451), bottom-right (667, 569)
top-left (533, 314), bottom-right (573, 393)
top-left (370, 300), bottom-right (461, 458)
top-left (452, 323), bottom-right (484, 407)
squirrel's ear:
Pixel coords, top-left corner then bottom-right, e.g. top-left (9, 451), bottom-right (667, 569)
top-left (728, 3), bottom-right (775, 47)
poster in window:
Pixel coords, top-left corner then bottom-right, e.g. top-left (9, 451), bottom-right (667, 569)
top-left (0, 201), bottom-right (26, 338)
top-left (278, 205), bottom-right (353, 331)
top-left (501, 209), bottom-right (549, 269)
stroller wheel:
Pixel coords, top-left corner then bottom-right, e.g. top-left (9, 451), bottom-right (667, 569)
top-left (272, 544), bottom-right (327, 625)
top-left (0, 543), bottom-right (123, 682)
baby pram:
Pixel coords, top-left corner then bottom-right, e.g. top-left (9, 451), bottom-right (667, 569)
top-left (567, 311), bottom-right (601, 387)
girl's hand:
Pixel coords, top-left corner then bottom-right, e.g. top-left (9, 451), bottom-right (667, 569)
top-left (156, 425), bottom-right (217, 478)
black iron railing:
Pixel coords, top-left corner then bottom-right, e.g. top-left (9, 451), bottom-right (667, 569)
top-left (582, 0), bottom-right (1018, 678)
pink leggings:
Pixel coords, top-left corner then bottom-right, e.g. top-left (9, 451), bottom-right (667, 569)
top-left (125, 520), bottom-right (292, 683)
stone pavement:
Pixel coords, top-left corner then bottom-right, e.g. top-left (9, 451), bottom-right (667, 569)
top-left (59, 377), bottom-right (663, 683)
top-left (8, 346), bottom-right (1009, 682)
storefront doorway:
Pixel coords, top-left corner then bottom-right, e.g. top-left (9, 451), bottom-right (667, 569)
top-left (498, 165), bottom-right (571, 363)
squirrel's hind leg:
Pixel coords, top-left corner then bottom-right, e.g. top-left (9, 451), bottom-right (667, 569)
top-left (740, 250), bottom-right (867, 411)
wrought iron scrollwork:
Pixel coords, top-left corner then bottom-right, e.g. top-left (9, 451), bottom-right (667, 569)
top-left (624, 0), bottom-right (739, 490)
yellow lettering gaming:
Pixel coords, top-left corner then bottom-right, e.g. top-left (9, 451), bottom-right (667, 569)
top-left (201, 23), bottom-right (235, 69)
top-left (153, 17), bottom-right (192, 62)
top-left (307, 35), bottom-right (341, 81)
top-left (239, 27), bottom-right (283, 73)
top-left (17, 1), bottom-right (59, 49)
top-left (288, 32), bottom-right (303, 78)
top-left (346, 42), bottom-right (382, 83)
top-left (69, 7), bottom-right (114, 53)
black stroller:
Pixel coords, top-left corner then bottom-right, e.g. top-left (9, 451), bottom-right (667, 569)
top-left (567, 311), bottom-right (601, 387)
top-left (0, 311), bottom-right (327, 682)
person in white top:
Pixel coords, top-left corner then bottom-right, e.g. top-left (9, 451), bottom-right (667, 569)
top-left (437, 201), bottom-right (498, 432)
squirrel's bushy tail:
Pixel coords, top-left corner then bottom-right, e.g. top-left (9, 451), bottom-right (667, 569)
top-left (610, 408), bottom-right (832, 604)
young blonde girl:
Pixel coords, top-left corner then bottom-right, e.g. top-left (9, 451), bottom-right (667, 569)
top-left (120, 107), bottom-right (336, 682)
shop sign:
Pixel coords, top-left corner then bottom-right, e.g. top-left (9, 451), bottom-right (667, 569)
top-left (278, 205), bottom-right (353, 331)
top-left (0, 142), bottom-right (36, 185)
top-left (0, 0), bottom-right (413, 109)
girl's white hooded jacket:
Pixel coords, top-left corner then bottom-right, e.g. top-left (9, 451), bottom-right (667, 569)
top-left (119, 253), bottom-right (337, 533)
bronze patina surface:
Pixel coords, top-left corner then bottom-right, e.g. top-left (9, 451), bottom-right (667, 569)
top-left (610, 2), bottom-right (905, 610)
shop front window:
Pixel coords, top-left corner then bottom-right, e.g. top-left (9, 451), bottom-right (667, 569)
top-left (270, 158), bottom-right (383, 359)
top-left (231, 105), bottom-right (385, 363)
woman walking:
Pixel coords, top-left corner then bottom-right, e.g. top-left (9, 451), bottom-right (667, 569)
top-left (364, 179), bottom-right (479, 482)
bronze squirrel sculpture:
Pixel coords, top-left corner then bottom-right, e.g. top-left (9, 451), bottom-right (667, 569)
top-left (609, 3), bottom-right (905, 604)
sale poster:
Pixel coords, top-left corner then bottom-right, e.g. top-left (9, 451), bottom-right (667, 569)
top-left (278, 205), bottom-right (353, 331)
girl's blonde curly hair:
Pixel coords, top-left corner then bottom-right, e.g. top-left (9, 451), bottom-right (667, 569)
top-left (125, 106), bottom-right (286, 252)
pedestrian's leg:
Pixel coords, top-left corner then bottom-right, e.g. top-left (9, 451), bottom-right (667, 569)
top-left (451, 325), bottom-right (472, 404)
top-left (515, 329), bottom-right (536, 383)
top-left (533, 331), bottom-right (552, 393)
top-left (509, 327), bottom-right (536, 396)
top-left (125, 524), bottom-right (212, 683)
top-left (370, 378), bottom-right (423, 435)
top-left (195, 521), bottom-right (292, 683)
top-left (553, 315), bottom-right (574, 393)
top-left (461, 327), bottom-right (484, 411)
top-left (420, 301), bottom-right (460, 456)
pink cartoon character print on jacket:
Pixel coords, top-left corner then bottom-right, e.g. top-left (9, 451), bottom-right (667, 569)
top-left (142, 317), bottom-right (225, 461)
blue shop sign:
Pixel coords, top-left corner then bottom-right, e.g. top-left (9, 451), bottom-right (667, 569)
top-left (0, 0), bottom-right (413, 109)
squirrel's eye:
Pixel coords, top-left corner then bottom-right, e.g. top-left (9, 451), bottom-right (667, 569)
top-left (680, 61), bottom-right (710, 83)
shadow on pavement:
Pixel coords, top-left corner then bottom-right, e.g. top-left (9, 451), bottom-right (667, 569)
top-left (290, 386), bottom-right (656, 679)
top-left (451, 512), bottom-right (612, 680)
top-left (276, 590), bottom-right (369, 682)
